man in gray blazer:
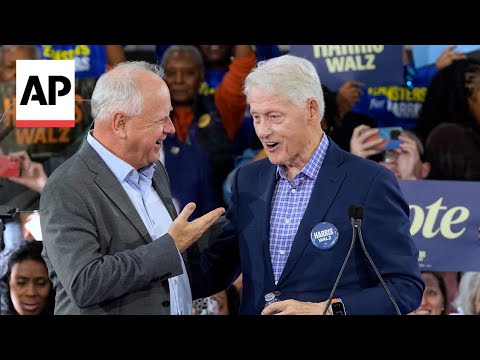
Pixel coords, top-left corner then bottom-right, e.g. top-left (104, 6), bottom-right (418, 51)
top-left (39, 61), bottom-right (225, 315)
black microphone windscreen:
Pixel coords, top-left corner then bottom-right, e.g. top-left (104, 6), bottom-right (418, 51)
top-left (348, 204), bottom-right (364, 220)
top-left (348, 204), bottom-right (357, 219)
top-left (356, 206), bottom-right (364, 220)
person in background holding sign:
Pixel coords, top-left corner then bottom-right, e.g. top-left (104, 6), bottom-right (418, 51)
top-left (352, 45), bottom-right (465, 130)
top-left (39, 61), bottom-right (225, 315)
top-left (188, 54), bottom-right (424, 315)
top-left (321, 81), bottom-right (379, 153)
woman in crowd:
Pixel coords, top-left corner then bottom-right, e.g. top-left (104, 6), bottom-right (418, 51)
top-left (410, 271), bottom-right (449, 315)
top-left (0, 240), bottom-right (55, 315)
top-left (454, 272), bottom-right (480, 315)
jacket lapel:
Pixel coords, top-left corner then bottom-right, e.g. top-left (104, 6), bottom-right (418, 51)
top-left (80, 142), bottom-right (152, 244)
top-left (151, 162), bottom-right (188, 263)
top-left (277, 139), bottom-right (347, 285)
top-left (152, 162), bottom-right (177, 220)
top-left (251, 160), bottom-right (277, 285)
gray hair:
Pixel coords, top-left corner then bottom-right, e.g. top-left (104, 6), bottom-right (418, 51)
top-left (160, 45), bottom-right (204, 71)
top-left (0, 45), bottom-right (41, 60)
top-left (91, 61), bottom-right (164, 121)
top-left (243, 54), bottom-right (325, 121)
top-left (454, 272), bottom-right (480, 314)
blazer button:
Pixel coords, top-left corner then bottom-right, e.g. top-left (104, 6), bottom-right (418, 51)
top-left (162, 300), bottom-right (170, 307)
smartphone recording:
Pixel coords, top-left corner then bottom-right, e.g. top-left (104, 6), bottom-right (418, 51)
top-left (379, 127), bottom-right (402, 150)
top-left (367, 127), bottom-right (403, 151)
top-left (0, 155), bottom-right (21, 178)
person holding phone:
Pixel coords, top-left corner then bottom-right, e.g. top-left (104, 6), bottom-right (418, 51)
top-left (349, 124), bottom-right (387, 158)
top-left (0, 151), bottom-right (48, 252)
top-left (4, 151), bottom-right (48, 192)
top-left (350, 127), bottom-right (431, 181)
top-left (380, 130), bottom-right (431, 180)
top-left (0, 155), bottom-right (21, 178)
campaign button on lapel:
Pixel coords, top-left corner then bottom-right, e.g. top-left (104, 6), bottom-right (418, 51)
top-left (310, 222), bottom-right (339, 250)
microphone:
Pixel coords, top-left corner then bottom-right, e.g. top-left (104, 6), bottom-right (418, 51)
top-left (322, 205), bottom-right (359, 315)
top-left (323, 204), bottom-right (401, 315)
top-left (352, 205), bottom-right (401, 315)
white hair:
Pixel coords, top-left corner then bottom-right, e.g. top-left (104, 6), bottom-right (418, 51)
top-left (91, 61), bottom-right (164, 122)
top-left (243, 54), bottom-right (325, 120)
top-left (454, 272), bottom-right (480, 315)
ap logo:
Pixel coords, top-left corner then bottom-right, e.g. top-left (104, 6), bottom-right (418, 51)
top-left (16, 60), bottom-right (75, 128)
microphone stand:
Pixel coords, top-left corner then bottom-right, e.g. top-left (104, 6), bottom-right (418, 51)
top-left (322, 204), bottom-right (402, 315)
top-left (357, 221), bottom-right (402, 315)
top-left (322, 217), bottom-right (359, 315)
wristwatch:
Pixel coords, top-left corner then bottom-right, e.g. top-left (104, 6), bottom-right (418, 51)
top-left (330, 298), bottom-right (346, 315)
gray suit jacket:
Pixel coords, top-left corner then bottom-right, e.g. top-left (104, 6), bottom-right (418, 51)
top-left (40, 141), bottom-right (185, 315)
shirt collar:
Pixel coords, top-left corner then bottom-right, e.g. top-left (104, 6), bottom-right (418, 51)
top-left (138, 162), bottom-right (157, 181)
top-left (87, 130), bottom-right (156, 182)
top-left (276, 133), bottom-right (329, 181)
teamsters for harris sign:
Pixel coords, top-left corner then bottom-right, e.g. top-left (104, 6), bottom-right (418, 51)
top-left (399, 180), bottom-right (480, 272)
top-left (16, 60), bottom-right (75, 128)
top-left (289, 45), bottom-right (404, 91)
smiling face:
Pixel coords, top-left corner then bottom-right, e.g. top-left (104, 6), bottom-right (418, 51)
top-left (123, 74), bottom-right (175, 170)
top-left (412, 272), bottom-right (445, 315)
top-left (249, 86), bottom-right (322, 178)
top-left (9, 259), bottom-right (51, 315)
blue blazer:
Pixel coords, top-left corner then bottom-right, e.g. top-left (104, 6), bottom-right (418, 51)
top-left (190, 138), bottom-right (424, 315)
top-left (163, 136), bottom-right (221, 220)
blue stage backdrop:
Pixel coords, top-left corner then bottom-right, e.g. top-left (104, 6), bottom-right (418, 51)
top-left (399, 180), bottom-right (480, 272)
top-left (290, 45), bottom-right (404, 91)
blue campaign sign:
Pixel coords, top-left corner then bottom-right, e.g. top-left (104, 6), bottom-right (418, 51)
top-left (290, 45), bottom-right (404, 91)
top-left (399, 180), bottom-right (480, 272)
